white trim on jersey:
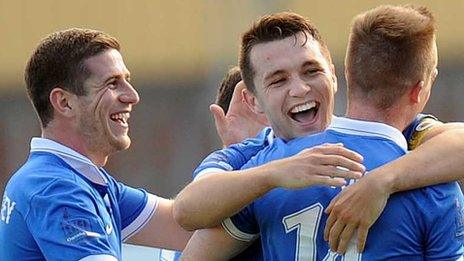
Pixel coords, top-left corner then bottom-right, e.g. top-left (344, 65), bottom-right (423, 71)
top-left (79, 254), bottom-right (118, 261)
top-left (328, 116), bottom-right (408, 152)
top-left (30, 137), bottom-right (108, 185)
top-left (122, 193), bottom-right (159, 241)
top-left (266, 128), bottom-right (275, 145)
top-left (222, 218), bottom-right (259, 242)
top-left (194, 167), bottom-right (227, 181)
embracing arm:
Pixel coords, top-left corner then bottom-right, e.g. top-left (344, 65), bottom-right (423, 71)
top-left (128, 198), bottom-right (192, 250)
top-left (181, 226), bottom-right (251, 260)
top-left (324, 126), bottom-right (464, 254)
top-left (173, 144), bottom-right (365, 231)
top-left (379, 126), bottom-right (464, 191)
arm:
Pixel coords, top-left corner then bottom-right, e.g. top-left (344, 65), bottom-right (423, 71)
top-left (127, 198), bottom-right (192, 250)
top-left (107, 178), bottom-right (192, 250)
top-left (324, 127), bottom-right (464, 254)
top-left (181, 226), bottom-right (251, 260)
top-left (174, 143), bottom-right (365, 230)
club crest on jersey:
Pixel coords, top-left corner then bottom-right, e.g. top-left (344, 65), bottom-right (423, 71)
top-left (61, 207), bottom-right (100, 242)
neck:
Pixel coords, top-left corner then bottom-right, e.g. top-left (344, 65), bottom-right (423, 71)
top-left (42, 126), bottom-right (108, 167)
top-left (345, 100), bottom-right (412, 132)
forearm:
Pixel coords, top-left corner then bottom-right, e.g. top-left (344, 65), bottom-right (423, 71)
top-left (375, 129), bottom-right (464, 193)
top-left (128, 198), bottom-right (192, 250)
top-left (181, 227), bottom-right (249, 260)
top-left (174, 166), bottom-right (274, 231)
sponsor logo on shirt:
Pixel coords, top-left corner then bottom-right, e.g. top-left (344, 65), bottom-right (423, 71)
top-left (1, 193), bottom-right (16, 225)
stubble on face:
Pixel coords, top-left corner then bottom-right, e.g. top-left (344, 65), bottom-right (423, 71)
top-left (249, 32), bottom-right (336, 140)
top-left (75, 50), bottom-right (134, 159)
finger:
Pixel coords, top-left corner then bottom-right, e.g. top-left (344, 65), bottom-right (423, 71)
top-left (319, 155), bottom-right (366, 173)
top-left (336, 225), bottom-right (356, 254)
top-left (329, 219), bottom-right (346, 252)
top-left (229, 80), bottom-right (246, 105)
top-left (209, 104), bottom-right (226, 128)
top-left (317, 145), bottom-right (364, 163)
top-left (321, 166), bottom-right (364, 180)
top-left (357, 225), bottom-right (369, 253)
top-left (324, 209), bottom-right (337, 241)
top-left (310, 176), bottom-right (346, 187)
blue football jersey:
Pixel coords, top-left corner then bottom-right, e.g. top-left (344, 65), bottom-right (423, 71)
top-left (194, 113), bottom-right (433, 179)
top-left (0, 138), bottom-right (158, 260)
top-left (223, 117), bottom-right (464, 260)
top-left (193, 127), bottom-right (274, 180)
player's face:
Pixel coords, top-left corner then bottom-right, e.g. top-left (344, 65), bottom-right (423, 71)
top-left (250, 32), bottom-right (336, 140)
top-left (75, 49), bottom-right (139, 156)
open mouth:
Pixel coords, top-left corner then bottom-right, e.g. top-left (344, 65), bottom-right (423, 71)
top-left (288, 101), bottom-right (319, 124)
top-left (110, 112), bottom-right (130, 127)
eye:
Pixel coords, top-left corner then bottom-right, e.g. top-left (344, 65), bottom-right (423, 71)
top-left (270, 78), bottom-right (286, 86)
top-left (304, 68), bottom-right (321, 75)
top-left (107, 80), bottom-right (117, 89)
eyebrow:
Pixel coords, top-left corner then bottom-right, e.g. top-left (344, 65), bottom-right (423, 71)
top-left (302, 60), bottom-right (322, 68)
top-left (100, 71), bottom-right (131, 86)
top-left (263, 59), bottom-right (324, 82)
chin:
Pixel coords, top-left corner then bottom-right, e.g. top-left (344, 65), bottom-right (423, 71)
top-left (110, 136), bottom-right (131, 151)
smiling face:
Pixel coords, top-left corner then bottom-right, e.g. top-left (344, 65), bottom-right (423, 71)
top-left (73, 49), bottom-right (139, 158)
top-left (248, 32), bottom-right (337, 140)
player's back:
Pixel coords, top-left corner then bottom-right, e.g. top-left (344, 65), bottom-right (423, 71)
top-left (225, 117), bottom-right (464, 260)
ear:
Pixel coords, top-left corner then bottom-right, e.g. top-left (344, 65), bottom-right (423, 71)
top-left (242, 88), bottom-right (265, 115)
top-left (49, 88), bottom-right (76, 117)
top-left (409, 80), bottom-right (424, 104)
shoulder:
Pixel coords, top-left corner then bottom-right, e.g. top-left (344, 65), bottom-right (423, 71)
top-left (234, 127), bottom-right (274, 149)
top-left (240, 137), bottom-right (287, 169)
top-left (5, 153), bottom-right (95, 218)
top-left (6, 152), bottom-right (80, 199)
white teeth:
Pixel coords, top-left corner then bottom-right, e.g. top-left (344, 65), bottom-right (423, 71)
top-left (290, 101), bottom-right (316, 113)
top-left (110, 112), bottom-right (130, 124)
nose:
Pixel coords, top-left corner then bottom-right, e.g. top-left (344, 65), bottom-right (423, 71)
top-left (288, 77), bottom-right (311, 97)
top-left (120, 81), bottom-right (140, 105)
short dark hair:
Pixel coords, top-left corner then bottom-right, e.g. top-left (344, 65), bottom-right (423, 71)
top-left (25, 28), bottom-right (121, 127)
top-left (215, 66), bottom-right (241, 113)
top-left (239, 12), bottom-right (331, 93)
top-left (345, 5), bottom-right (436, 109)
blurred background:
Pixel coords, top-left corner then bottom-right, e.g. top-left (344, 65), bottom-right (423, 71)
top-left (1, 0), bottom-right (463, 199)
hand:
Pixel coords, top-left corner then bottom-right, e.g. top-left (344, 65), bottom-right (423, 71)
top-left (210, 81), bottom-right (269, 146)
top-left (323, 173), bottom-right (390, 254)
top-left (266, 143), bottom-right (365, 189)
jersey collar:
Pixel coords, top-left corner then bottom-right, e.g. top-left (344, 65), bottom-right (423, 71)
top-left (328, 116), bottom-right (408, 152)
top-left (30, 137), bottom-right (108, 186)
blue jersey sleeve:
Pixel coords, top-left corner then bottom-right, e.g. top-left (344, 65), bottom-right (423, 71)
top-left (112, 179), bottom-right (158, 241)
top-left (422, 183), bottom-right (464, 259)
top-left (25, 179), bottom-right (117, 260)
top-left (222, 204), bottom-right (259, 242)
top-left (220, 141), bottom-right (283, 243)
top-left (193, 127), bottom-right (273, 180)
top-left (403, 113), bottom-right (442, 150)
